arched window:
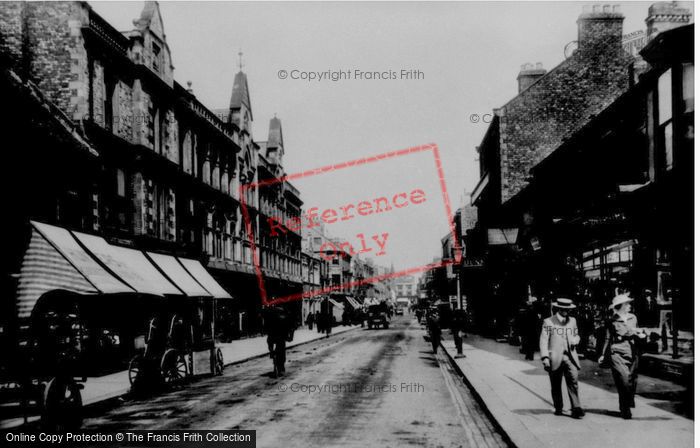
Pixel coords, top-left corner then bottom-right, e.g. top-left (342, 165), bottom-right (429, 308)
top-left (153, 108), bottom-right (161, 152)
top-left (182, 131), bottom-right (193, 174)
top-left (212, 156), bottom-right (220, 190)
top-left (202, 146), bottom-right (211, 185)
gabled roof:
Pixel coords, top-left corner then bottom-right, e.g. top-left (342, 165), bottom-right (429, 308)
top-left (230, 70), bottom-right (252, 118)
top-left (134, 1), bottom-right (165, 39)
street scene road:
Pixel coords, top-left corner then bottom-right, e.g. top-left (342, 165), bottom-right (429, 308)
top-left (0, 2), bottom-right (694, 447)
top-left (82, 317), bottom-right (508, 448)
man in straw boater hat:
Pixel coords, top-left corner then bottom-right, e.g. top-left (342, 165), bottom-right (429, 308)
top-left (539, 298), bottom-right (585, 419)
top-left (599, 293), bottom-right (647, 419)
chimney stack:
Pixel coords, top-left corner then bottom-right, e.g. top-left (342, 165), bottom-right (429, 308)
top-left (517, 62), bottom-right (547, 93)
top-left (646, 2), bottom-right (691, 39)
top-left (577, 4), bottom-right (624, 50)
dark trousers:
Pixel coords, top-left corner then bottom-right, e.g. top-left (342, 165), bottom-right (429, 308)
top-left (610, 352), bottom-right (638, 414)
top-left (548, 357), bottom-right (581, 411)
top-left (522, 334), bottom-right (537, 360)
top-left (431, 331), bottom-right (441, 353)
top-left (453, 331), bottom-right (463, 355)
top-left (269, 339), bottom-right (286, 372)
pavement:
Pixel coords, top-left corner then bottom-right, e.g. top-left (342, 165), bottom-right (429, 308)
top-left (441, 333), bottom-right (694, 448)
top-left (81, 317), bottom-right (508, 448)
top-left (81, 325), bottom-right (362, 406)
top-left (0, 325), bottom-right (360, 429)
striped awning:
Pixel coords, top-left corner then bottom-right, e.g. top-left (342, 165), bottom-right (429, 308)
top-left (146, 252), bottom-right (211, 297)
top-left (328, 298), bottom-right (344, 309)
top-left (15, 222), bottom-right (132, 318)
top-left (178, 258), bottom-right (232, 299)
top-left (72, 231), bottom-right (182, 296)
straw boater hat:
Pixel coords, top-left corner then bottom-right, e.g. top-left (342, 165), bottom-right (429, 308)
top-left (609, 293), bottom-right (633, 309)
top-left (553, 298), bottom-right (576, 309)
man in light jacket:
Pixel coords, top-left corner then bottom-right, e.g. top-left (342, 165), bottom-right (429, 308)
top-left (539, 298), bottom-right (585, 419)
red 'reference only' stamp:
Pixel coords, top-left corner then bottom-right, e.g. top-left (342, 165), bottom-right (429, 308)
top-left (239, 143), bottom-right (461, 307)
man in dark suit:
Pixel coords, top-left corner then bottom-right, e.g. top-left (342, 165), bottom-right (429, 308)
top-left (635, 289), bottom-right (658, 327)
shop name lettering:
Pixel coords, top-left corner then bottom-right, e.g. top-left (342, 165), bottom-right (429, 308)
top-left (267, 189), bottom-right (427, 259)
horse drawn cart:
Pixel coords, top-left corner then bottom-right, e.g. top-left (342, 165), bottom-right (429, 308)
top-left (0, 292), bottom-right (86, 430)
top-left (128, 296), bottom-right (226, 390)
top-left (2, 221), bottom-right (233, 429)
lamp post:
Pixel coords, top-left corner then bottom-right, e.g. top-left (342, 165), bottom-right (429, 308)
top-left (451, 245), bottom-right (465, 310)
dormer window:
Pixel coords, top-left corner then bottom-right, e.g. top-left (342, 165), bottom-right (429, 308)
top-left (152, 42), bottom-right (162, 73)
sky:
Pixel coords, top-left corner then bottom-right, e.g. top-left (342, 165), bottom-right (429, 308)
top-left (89, 0), bottom-right (677, 272)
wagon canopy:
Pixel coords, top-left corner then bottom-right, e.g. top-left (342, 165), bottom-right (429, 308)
top-left (16, 222), bottom-right (133, 318)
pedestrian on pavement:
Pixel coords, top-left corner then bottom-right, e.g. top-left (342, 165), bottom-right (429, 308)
top-left (522, 297), bottom-right (542, 360)
top-left (539, 298), bottom-right (585, 419)
top-left (599, 294), bottom-right (647, 419)
top-left (305, 312), bottom-right (315, 331)
top-left (635, 289), bottom-right (658, 328)
top-left (427, 310), bottom-right (441, 354)
top-left (315, 311), bottom-right (322, 333)
top-left (324, 312), bottom-right (333, 338)
top-left (264, 306), bottom-right (291, 377)
top-left (450, 309), bottom-right (468, 358)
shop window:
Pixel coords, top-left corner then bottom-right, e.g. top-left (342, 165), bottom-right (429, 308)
top-left (682, 63), bottom-right (694, 113)
top-left (116, 169), bottom-right (126, 197)
top-left (658, 69), bottom-right (672, 123)
top-left (663, 125), bottom-right (673, 170)
top-left (620, 246), bottom-right (632, 262)
top-left (657, 69), bottom-right (673, 171)
top-left (657, 271), bottom-right (672, 303)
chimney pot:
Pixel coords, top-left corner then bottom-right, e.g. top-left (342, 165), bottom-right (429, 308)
top-left (646, 2), bottom-right (692, 39)
top-left (577, 4), bottom-right (624, 50)
top-left (517, 62), bottom-right (547, 93)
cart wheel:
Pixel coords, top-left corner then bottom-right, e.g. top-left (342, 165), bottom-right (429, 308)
top-left (41, 377), bottom-right (83, 431)
top-left (128, 355), bottom-right (142, 386)
top-left (215, 348), bottom-right (224, 375)
top-left (161, 350), bottom-right (187, 384)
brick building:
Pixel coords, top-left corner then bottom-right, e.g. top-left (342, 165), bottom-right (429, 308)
top-left (465, 4), bottom-right (690, 340)
top-left (0, 1), bottom-right (304, 348)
